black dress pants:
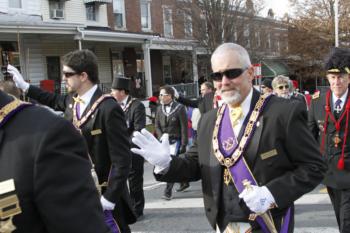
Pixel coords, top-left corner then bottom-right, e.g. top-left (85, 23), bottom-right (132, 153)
top-left (128, 153), bottom-right (145, 217)
top-left (327, 187), bottom-right (350, 233)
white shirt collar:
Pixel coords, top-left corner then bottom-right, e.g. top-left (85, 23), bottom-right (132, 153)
top-left (240, 88), bottom-right (253, 119)
top-left (120, 95), bottom-right (129, 106)
top-left (78, 84), bottom-right (98, 107)
top-left (332, 88), bottom-right (348, 108)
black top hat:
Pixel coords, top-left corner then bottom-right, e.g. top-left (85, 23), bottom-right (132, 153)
top-left (324, 47), bottom-right (350, 74)
top-left (262, 78), bottom-right (272, 89)
top-left (111, 76), bottom-right (130, 91)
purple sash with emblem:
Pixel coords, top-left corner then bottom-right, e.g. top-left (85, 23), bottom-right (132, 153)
top-left (218, 103), bottom-right (292, 233)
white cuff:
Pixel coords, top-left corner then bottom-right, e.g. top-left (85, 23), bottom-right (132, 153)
top-left (100, 196), bottom-right (115, 210)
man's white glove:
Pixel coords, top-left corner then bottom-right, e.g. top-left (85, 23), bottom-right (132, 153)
top-left (238, 185), bottom-right (275, 214)
top-left (131, 129), bottom-right (172, 173)
top-left (100, 196), bottom-right (115, 211)
top-left (7, 64), bottom-right (29, 92)
top-left (171, 87), bottom-right (179, 99)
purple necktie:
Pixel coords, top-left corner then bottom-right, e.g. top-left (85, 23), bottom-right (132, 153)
top-left (76, 102), bottom-right (81, 119)
top-left (335, 99), bottom-right (342, 114)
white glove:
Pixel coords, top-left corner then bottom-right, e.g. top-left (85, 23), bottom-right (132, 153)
top-left (172, 87), bottom-right (179, 99)
top-left (7, 64), bottom-right (29, 91)
top-left (238, 185), bottom-right (275, 214)
top-left (100, 196), bottom-right (115, 211)
top-left (131, 129), bottom-right (172, 171)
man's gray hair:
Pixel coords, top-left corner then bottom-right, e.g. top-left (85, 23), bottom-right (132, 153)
top-left (211, 43), bottom-right (252, 68)
top-left (272, 75), bottom-right (290, 90)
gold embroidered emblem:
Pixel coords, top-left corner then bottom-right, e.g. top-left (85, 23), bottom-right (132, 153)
top-left (333, 133), bottom-right (342, 148)
top-left (222, 137), bottom-right (235, 151)
top-left (223, 168), bottom-right (231, 186)
top-left (0, 179), bottom-right (22, 233)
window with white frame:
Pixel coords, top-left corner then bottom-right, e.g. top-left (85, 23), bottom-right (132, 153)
top-left (163, 7), bottom-right (173, 37)
top-left (184, 12), bottom-right (192, 38)
top-left (86, 3), bottom-right (97, 21)
top-left (49, 1), bottom-right (64, 19)
top-left (140, 0), bottom-right (152, 31)
top-left (244, 25), bottom-right (250, 48)
top-left (9, 0), bottom-right (22, 8)
top-left (113, 0), bottom-right (126, 29)
top-left (255, 30), bottom-right (261, 48)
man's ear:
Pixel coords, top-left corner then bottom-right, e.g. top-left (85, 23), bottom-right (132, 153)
top-left (80, 72), bottom-right (89, 82)
top-left (246, 65), bottom-right (255, 81)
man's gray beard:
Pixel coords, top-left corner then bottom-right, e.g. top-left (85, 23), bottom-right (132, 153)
top-left (221, 90), bottom-right (242, 105)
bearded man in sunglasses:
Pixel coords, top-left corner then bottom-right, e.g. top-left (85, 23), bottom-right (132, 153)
top-left (8, 49), bottom-right (136, 233)
top-left (131, 43), bottom-right (326, 233)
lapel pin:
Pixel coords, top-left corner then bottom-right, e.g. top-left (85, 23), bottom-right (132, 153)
top-left (256, 121), bottom-right (260, 127)
top-left (69, 104), bottom-right (73, 108)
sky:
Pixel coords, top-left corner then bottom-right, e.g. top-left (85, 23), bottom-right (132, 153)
top-left (262, 0), bottom-right (291, 18)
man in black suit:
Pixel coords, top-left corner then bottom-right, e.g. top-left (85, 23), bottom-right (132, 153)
top-left (176, 81), bottom-right (222, 114)
top-left (131, 43), bottom-right (326, 232)
top-left (8, 49), bottom-right (135, 233)
top-left (0, 90), bottom-right (111, 233)
top-left (308, 47), bottom-right (350, 233)
top-left (155, 85), bottom-right (188, 200)
top-left (111, 76), bottom-right (146, 220)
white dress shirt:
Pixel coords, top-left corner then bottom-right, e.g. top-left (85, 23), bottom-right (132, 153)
top-left (77, 84), bottom-right (98, 115)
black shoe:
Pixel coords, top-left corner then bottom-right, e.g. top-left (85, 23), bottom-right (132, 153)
top-left (176, 183), bottom-right (190, 192)
top-left (161, 194), bottom-right (172, 200)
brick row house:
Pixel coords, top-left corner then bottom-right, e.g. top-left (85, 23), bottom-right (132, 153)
top-left (0, 0), bottom-right (289, 97)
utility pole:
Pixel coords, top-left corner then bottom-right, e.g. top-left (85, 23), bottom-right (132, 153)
top-left (335, 0), bottom-right (339, 47)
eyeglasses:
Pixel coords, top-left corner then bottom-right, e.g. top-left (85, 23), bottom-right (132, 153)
top-left (63, 72), bottom-right (78, 78)
top-left (277, 85), bottom-right (289, 90)
top-left (159, 93), bottom-right (170, 97)
top-left (209, 68), bottom-right (247, 81)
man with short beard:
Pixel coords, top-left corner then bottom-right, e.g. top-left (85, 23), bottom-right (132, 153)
top-left (131, 43), bottom-right (326, 233)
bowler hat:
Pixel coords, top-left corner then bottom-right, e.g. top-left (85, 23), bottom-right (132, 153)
top-left (111, 76), bottom-right (130, 91)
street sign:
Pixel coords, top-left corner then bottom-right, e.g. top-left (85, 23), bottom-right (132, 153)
top-left (253, 63), bottom-right (262, 79)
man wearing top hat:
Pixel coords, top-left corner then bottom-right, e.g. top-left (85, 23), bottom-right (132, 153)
top-left (308, 47), bottom-right (350, 233)
top-left (8, 49), bottom-right (136, 233)
top-left (111, 76), bottom-right (146, 220)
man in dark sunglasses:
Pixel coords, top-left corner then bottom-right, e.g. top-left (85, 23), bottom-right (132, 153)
top-left (131, 43), bottom-right (325, 233)
top-left (8, 49), bottom-right (136, 232)
top-left (272, 75), bottom-right (307, 110)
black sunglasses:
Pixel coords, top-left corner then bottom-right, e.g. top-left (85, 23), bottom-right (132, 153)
top-left (209, 68), bottom-right (247, 81)
top-left (277, 85), bottom-right (289, 90)
top-left (63, 71), bottom-right (78, 78)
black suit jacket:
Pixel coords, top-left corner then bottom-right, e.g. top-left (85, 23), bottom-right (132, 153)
top-left (123, 96), bottom-right (146, 137)
top-left (0, 91), bottom-right (111, 233)
top-left (177, 92), bottom-right (214, 114)
top-left (155, 101), bottom-right (188, 147)
top-left (308, 89), bottom-right (350, 189)
top-left (26, 85), bottom-right (136, 224)
top-left (156, 89), bottom-right (326, 229)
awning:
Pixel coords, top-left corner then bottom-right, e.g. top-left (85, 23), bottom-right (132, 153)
top-left (261, 60), bottom-right (289, 78)
top-left (84, 0), bottom-right (112, 4)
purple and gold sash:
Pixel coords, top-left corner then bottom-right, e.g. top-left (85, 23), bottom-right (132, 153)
top-left (0, 98), bottom-right (32, 128)
top-left (213, 94), bottom-right (292, 233)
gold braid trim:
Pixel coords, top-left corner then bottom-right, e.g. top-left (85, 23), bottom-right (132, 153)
top-left (72, 94), bottom-right (113, 129)
top-left (212, 94), bottom-right (270, 167)
top-left (0, 99), bottom-right (26, 126)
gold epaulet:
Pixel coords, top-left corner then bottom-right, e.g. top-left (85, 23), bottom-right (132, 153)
top-left (312, 92), bottom-right (320, 99)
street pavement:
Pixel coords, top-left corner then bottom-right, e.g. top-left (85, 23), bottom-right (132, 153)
top-left (130, 163), bottom-right (339, 233)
